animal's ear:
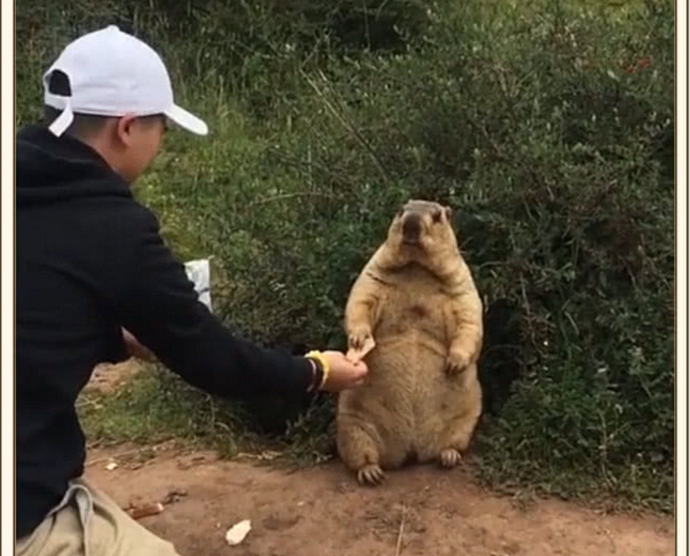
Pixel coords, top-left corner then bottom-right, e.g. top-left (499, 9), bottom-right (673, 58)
top-left (444, 206), bottom-right (453, 220)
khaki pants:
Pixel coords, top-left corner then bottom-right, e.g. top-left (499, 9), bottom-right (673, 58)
top-left (17, 478), bottom-right (181, 556)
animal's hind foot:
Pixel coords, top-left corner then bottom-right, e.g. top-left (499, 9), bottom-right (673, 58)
top-left (439, 448), bottom-right (462, 468)
top-left (357, 464), bottom-right (386, 486)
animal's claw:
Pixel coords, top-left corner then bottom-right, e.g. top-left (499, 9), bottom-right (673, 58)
top-left (357, 464), bottom-right (386, 486)
top-left (445, 349), bottom-right (470, 376)
top-left (440, 448), bottom-right (462, 468)
top-left (347, 329), bottom-right (376, 363)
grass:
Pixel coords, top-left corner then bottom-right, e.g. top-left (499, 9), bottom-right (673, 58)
top-left (19, 0), bottom-right (673, 515)
top-left (78, 364), bottom-right (337, 466)
top-left (78, 361), bottom-right (672, 513)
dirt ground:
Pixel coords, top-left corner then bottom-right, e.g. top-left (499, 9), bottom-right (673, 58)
top-left (83, 361), bottom-right (674, 556)
top-left (85, 443), bottom-right (674, 556)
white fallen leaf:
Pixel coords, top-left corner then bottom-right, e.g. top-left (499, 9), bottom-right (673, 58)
top-left (105, 461), bottom-right (118, 471)
top-left (225, 519), bottom-right (251, 546)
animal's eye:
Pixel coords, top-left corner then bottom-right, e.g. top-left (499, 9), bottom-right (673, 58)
top-left (432, 210), bottom-right (442, 223)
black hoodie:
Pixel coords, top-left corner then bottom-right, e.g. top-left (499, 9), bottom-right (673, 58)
top-left (16, 125), bottom-right (317, 538)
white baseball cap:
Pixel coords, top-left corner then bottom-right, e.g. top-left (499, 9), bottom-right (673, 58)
top-left (43, 25), bottom-right (208, 137)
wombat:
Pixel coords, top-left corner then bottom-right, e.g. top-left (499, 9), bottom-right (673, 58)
top-left (337, 199), bottom-right (484, 485)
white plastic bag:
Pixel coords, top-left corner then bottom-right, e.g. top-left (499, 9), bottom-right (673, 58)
top-left (184, 258), bottom-right (212, 311)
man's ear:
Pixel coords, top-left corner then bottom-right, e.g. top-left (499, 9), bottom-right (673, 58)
top-left (115, 114), bottom-right (137, 147)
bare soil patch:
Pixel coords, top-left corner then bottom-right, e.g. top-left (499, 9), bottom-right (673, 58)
top-left (86, 444), bottom-right (674, 556)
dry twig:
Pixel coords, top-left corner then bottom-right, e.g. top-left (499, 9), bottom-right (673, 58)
top-left (394, 505), bottom-right (407, 556)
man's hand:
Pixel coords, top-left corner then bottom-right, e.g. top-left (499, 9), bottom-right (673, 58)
top-left (319, 350), bottom-right (368, 392)
top-left (122, 328), bottom-right (156, 362)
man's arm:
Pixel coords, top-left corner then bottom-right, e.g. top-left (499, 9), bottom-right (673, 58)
top-left (118, 209), bottom-right (318, 399)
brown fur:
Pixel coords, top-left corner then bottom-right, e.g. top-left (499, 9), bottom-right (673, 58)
top-left (336, 199), bottom-right (484, 485)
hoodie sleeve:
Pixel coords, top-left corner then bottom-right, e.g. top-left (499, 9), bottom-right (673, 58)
top-left (118, 207), bottom-right (316, 399)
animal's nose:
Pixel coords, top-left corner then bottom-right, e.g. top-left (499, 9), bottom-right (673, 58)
top-left (402, 213), bottom-right (422, 241)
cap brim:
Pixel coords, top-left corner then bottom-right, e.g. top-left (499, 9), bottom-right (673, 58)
top-left (165, 104), bottom-right (209, 135)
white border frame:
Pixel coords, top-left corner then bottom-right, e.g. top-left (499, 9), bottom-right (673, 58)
top-left (2, 0), bottom-right (16, 553)
top-left (676, 2), bottom-right (688, 553)
top-left (1, 3), bottom-right (687, 555)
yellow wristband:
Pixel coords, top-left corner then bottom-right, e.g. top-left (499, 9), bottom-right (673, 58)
top-left (305, 350), bottom-right (330, 390)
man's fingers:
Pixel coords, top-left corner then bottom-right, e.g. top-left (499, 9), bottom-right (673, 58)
top-left (346, 348), bottom-right (363, 364)
top-left (354, 362), bottom-right (368, 377)
top-left (319, 350), bottom-right (369, 391)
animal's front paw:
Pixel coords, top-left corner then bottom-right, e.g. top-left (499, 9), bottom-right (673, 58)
top-left (347, 327), bottom-right (376, 363)
top-left (349, 326), bottom-right (374, 350)
top-left (445, 349), bottom-right (471, 376)
top-left (357, 464), bottom-right (386, 486)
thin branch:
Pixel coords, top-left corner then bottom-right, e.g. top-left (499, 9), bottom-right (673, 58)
top-left (300, 68), bottom-right (390, 182)
top-left (248, 192), bottom-right (339, 207)
top-left (265, 147), bottom-right (350, 187)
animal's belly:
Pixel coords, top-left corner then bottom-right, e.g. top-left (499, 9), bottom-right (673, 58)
top-left (370, 292), bottom-right (450, 393)
top-left (374, 297), bottom-right (448, 348)
top-left (365, 336), bottom-right (448, 417)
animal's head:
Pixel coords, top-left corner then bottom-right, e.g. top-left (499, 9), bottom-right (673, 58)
top-left (385, 199), bottom-right (459, 265)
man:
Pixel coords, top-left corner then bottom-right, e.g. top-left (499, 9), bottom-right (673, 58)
top-left (16, 25), bottom-right (368, 555)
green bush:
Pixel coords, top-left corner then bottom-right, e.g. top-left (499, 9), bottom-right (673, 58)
top-left (18, 0), bottom-right (673, 511)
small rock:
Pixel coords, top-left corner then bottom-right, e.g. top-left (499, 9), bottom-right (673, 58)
top-left (225, 519), bottom-right (252, 546)
top-left (162, 489), bottom-right (188, 505)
